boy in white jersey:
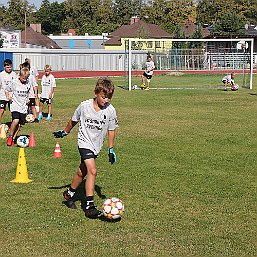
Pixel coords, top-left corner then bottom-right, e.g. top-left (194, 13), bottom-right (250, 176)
top-left (53, 78), bottom-right (118, 219)
top-left (0, 59), bottom-right (17, 124)
top-left (141, 55), bottom-right (155, 90)
top-left (25, 58), bottom-right (39, 107)
top-left (222, 72), bottom-right (236, 91)
top-left (5, 68), bottom-right (34, 146)
top-left (38, 65), bottom-right (56, 121)
top-left (21, 61), bottom-right (39, 122)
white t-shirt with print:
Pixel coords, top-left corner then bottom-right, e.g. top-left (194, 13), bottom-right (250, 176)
top-left (72, 99), bottom-right (118, 155)
top-left (40, 74), bottom-right (56, 99)
top-left (0, 70), bottom-right (17, 101)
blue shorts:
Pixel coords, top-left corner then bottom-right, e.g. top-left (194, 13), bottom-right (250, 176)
top-left (79, 148), bottom-right (97, 163)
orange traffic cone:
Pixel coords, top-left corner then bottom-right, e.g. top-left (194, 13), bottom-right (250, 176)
top-left (11, 148), bottom-right (32, 183)
top-left (29, 132), bottom-right (36, 147)
top-left (53, 142), bottom-right (62, 158)
top-left (0, 124), bottom-right (6, 139)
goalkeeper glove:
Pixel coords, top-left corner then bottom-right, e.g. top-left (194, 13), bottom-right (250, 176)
top-left (53, 130), bottom-right (68, 138)
top-left (108, 147), bottom-right (117, 164)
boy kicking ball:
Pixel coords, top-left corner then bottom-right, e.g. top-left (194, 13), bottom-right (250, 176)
top-left (141, 55), bottom-right (155, 90)
top-left (53, 78), bottom-right (118, 219)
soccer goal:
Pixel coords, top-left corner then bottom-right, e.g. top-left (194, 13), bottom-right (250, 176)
top-left (125, 38), bottom-right (254, 91)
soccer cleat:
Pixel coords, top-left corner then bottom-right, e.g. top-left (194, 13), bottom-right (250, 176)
top-left (38, 113), bottom-right (43, 120)
top-left (46, 115), bottom-right (52, 121)
top-left (34, 118), bottom-right (39, 123)
top-left (140, 84), bottom-right (146, 89)
top-left (63, 189), bottom-right (75, 201)
top-left (84, 206), bottom-right (102, 219)
top-left (6, 136), bottom-right (14, 146)
top-left (145, 87), bottom-right (150, 90)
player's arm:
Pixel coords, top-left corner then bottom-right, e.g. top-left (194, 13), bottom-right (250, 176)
top-left (53, 118), bottom-right (78, 138)
top-left (108, 129), bottom-right (117, 164)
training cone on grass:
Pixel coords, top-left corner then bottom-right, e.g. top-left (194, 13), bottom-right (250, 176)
top-left (29, 132), bottom-right (36, 147)
top-left (53, 142), bottom-right (62, 158)
top-left (11, 148), bottom-right (32, 183)
top-left (0, 124), bottom-right (6, 139)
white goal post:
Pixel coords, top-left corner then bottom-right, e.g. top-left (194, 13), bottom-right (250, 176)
top-left (126, 38), bottom-right (254, 91)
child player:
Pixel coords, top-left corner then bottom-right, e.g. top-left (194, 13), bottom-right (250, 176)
top-left (0, 59), bottom-right (17, 124)
top-left (141, 55), bottom-right (155, 90)
top-left (38, 65), bottom-right (56, 121)
top-left (5, 67), bottom-right (34, 146)
top-left (21, 61), bottom-right (39, 122)
top-left (222, 72), bottom-right (236, 91)
top-left (53, 78), bottom-right (118, 219)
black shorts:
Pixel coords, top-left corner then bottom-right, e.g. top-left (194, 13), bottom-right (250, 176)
top-left (79, 148), bottom-right (97, 163)
top-left (29, 98), bottom-right (36, 106)
top-left (143, 72), bottom-right (152, 80)
top-left (11, 112), bottom-right (26, 125)
top-left (0, 100), bottom-right (9, 110)
top-left (40, 98), bottom-right (52, 104)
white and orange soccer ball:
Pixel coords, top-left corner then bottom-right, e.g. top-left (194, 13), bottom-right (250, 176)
top-left (26, 114), bottom-right (35, 123)
top-left (102, 197), bottom-right (124, 220)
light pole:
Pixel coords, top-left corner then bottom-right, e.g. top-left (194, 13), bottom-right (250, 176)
top-left (24, 11), bottom-right (27, 48)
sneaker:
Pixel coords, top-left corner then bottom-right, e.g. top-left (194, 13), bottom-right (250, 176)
top-left (84, 206), bottom-right (102, 219)
top-left (63, 189), bottom-right (75, 202)
top-left (38, 113), bottom-right (43, 121)
top-left (46, 115), bottom-right (52, 121)
top-left (6, 136), bottom-right (14, 146)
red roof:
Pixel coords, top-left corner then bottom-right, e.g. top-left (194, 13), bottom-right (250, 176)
top-left (21, 27), bottom-right (61, 49)
top-left (105, 20), bottom-right (172, 46)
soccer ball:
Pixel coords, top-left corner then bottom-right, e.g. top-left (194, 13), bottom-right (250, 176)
top-left (132, 85), bottom-right (138, 90)
top-left (102, 197), bottom-right (124, 220)
top-left (231, 84), bottom-right (239, 91)
top-left (17, 135), bottom-right (29, 148)
top-left (26, 114), bottom-right (35, 123)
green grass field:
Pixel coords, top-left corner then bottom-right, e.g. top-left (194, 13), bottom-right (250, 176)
top-left (0, 74), bottom-right (257, 256)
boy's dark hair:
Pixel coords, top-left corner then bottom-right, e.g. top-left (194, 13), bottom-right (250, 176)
top-left (4, 59), bottom-right (12, 66)
top-left (95, 78), bottom-right (114, 99)
top-left (20, 61), bottom-right (30, 70)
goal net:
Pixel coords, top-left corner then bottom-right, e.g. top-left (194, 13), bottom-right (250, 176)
top-left (124, 38), bottom-right (254, 91)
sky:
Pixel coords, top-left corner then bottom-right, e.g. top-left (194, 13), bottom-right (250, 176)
top-left (0, 0), bottom-right (63, 8)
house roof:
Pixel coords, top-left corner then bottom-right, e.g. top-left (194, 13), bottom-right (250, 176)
top-left (104, 20), bottom-right (172, 46)
top-left (21, 27), bottom-right (61, 49)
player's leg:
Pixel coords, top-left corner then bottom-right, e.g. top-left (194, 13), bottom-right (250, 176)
top-left (13, 113), bottom-right (26, 141)
top-left (84, 157), bottom-right (102, 218)
top-left (46, 100), bottom-right (52, 121)
top-left (141, 73), bottom-right (147, 89)
top-left (6, 112), bottom-right (20, 146)
top-left (29, 98), bottom-right (38, 122)
top-left (38, 98), bottom-right (44, 120)
top-left (63, 162), bottom-right (87, 210)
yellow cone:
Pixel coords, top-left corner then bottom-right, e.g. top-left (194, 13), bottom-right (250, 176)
top-left (0, 124), bottom-right (6, 139)
top-left (11, 148), bottom-right (32, 183)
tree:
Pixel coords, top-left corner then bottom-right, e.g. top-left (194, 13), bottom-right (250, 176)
top-left (3, 0), bottom-right (36, 30)
top-left (213, 11), bottom-right (245, 37)
top-left (196, 0), bottom-right (239, 26)
top-left (36, 0), bottom-right (65, 34)
top-left (142, 0), bottom-right (195, 34)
